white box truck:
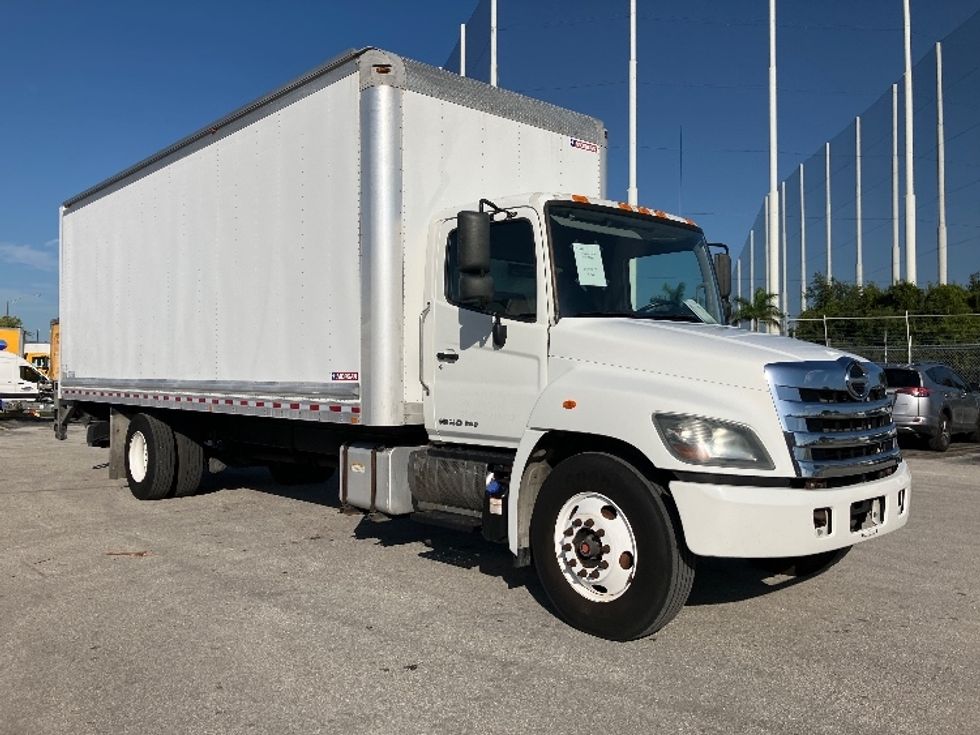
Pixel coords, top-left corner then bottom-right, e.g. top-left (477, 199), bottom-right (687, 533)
top-left (57, 47), bottom-right (910, 640)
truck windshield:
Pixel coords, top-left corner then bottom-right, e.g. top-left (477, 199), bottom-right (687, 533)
top-left (546, 202), bottom-right (723, 324)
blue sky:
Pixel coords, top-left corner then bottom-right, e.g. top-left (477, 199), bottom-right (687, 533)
top-left (2, 0), bottom-right (979, 337)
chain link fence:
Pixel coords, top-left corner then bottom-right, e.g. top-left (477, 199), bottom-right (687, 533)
top-left (787, 314), bottom-right (980, 382)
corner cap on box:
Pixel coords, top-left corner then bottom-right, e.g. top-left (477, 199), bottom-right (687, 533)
top-left (358, 49), bottom-right (407, 91)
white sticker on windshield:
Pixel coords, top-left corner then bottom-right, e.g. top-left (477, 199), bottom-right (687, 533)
top-left (572, 242), bottom-right (607, 287)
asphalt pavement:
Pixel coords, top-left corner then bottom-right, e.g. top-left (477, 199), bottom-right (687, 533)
top-left (1, 418), bottom-right (978, 735)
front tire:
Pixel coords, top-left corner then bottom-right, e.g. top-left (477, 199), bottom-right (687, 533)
top-left (530, 453), bottom-right (695, 641)
top-left (125, 413), bottom-right (176, 500)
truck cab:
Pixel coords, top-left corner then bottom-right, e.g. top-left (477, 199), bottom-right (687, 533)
top-left (419, 193), bottom-right (909, 639)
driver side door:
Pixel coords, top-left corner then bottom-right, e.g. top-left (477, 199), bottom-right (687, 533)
top-left (426, 210), bottom-right (549, 447)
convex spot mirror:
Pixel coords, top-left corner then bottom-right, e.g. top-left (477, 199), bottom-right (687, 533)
top-left (712, 249), bottom-right (732, 300)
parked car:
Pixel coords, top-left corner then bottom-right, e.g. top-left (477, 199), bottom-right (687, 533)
top-left (883, 363), bottom-right (980, 451)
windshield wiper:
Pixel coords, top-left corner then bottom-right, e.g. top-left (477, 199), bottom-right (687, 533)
top-left (563, 311), bottom-right (703, 323)
top-left (643, 314), bottom-right (703, 322)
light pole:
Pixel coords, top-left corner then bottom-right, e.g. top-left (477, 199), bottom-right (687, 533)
top-left (937, 41), bottom-right (948, 284)
top-left (628, 0), bottom-right (638, 205)
top-left (459, 23), bottom-right (466, 78)
top-left (903, 0), bottom-right (917, 284)
top-left (768, 0), bottom-right (781, 332)
top-left (799, 163), bottom-right (806, 310)
top-left (490, 0), bottom-right (498, 87)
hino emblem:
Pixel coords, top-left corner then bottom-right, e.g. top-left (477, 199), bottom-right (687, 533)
top-left (844, 361), bottom-right (870, 400)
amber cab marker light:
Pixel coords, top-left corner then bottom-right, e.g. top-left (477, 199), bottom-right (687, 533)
top-left (570, 194), bottom-right (590, 203)
top-left (562, 400), bottom-right (577, 410)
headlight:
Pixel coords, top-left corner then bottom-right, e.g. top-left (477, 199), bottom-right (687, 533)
top-left (653, 413), bottom-right (774, 469)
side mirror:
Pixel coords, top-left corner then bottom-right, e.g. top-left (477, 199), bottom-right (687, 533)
top-left (458, 272), bottom-right (495, 306)
top-left (457, 210), bottom-right (494, 308)
top-left (713, 251), bottom-right (732, 300)
top-left (458, 211), bottom-right (491, 273)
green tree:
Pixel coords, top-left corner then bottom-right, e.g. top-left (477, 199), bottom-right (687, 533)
top-left (968, 272), bottom-right (980, 312)
top-left (0, 314), bottom-right (23, 328)
top-left (732, 288), bottom-right (783, 331)
top-left (881, 282), bottom-right (924, 313)
top-left (923, 283), bottom-right (970, 315)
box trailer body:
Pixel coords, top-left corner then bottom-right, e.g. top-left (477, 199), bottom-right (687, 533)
top-left (57, 48), bottom-right (910, 641)
top-left (59, 48), bottom-right (604, 427)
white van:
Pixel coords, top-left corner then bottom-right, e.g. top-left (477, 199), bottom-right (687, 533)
top-left (0, 351), bottom-right (49, 409)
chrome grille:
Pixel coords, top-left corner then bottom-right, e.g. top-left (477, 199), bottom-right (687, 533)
top-left (767, 358), bottom-right (900, 479)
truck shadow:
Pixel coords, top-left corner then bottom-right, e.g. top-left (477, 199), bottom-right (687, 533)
top-left (686, 557), bottom-right (813, 606)
top-left (351, 514), bottom-right (541, 595)
top-left (201, 468), bottom-right (343, 506)
top-left (209, 468), bottom-right (809, 608)
top-left (350, 513), bottom-right (810, 608)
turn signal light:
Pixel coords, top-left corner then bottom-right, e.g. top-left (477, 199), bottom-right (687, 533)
top-left (896, 387), bottom-right (930, 397)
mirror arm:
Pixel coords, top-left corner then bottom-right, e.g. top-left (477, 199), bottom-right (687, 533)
top-left (492, 314), bottom-right (508, 349)
top-left (480, 198), bottom-right (517, 219)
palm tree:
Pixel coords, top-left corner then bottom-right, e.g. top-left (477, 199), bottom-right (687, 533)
top-left (732, 288), bottom-right (783, 332)
top-left (660, 281), bottom-right (687, 304)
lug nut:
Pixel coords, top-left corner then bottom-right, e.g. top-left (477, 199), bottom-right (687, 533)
top-left (588, 570), bottom-right (600, 579)
top-left (577, 569), bottom-right (588, 578)
top-left (596, 529), bottom-right (605, 537)
top-left (562, 543), bottom-right (572, 552)
top-left (568, 558), bottom-right (577, 567)
top-left (601, 545), bottom-right (610, 554)
top-left (584, 518), bottom-right (594, 528)
top-left (598, 560), bottom-right (609, 570)
top-left (572, 519), bottom-right (582, 527)
top-left (563, 527), bottom-right (574, 537)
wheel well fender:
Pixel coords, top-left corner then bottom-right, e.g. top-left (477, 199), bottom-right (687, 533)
top-left (509, 430), bottom-right (676, 560)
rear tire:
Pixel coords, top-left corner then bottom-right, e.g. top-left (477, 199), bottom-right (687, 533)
top-left (173, 425), bottom-right (205, 497)
top-left (928, 413), bottom-right (951, 452)
top-left (530, 452), bottom-right (695, 641)
top-left (125, 413), bottom-right (176, 501)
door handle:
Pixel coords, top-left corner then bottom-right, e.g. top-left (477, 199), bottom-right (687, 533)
top-left (436, 350), bottom-right (459, 364)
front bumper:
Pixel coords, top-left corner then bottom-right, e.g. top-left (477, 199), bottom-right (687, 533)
top-left (670, 461), bottom-right (911, 558)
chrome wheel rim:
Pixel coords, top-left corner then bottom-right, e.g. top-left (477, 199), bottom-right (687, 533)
top-left (128, 430), bottom-right (149, 483)
top-left (553, 492), bottom-right (637, 602)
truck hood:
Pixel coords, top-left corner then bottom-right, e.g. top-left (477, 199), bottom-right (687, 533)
top-left (549, 319), bottom-right (851, 390)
